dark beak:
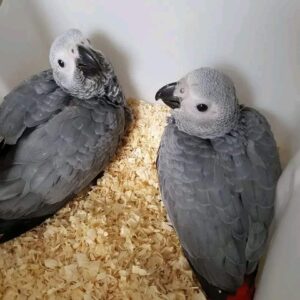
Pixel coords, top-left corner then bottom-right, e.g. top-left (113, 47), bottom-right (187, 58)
top-left (77, 45), bottom-right (102, 77)
top-left (155, 82), bottom-right (180, 109)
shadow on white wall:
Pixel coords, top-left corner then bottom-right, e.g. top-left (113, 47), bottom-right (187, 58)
top-left (217, 63), bottom-right (294, 165)
top-left (90, 32), bottom-right (138, 97)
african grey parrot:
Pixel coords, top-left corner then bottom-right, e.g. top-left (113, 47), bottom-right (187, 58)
top-left (0, 29), bottom-right (131, 243)
top-left (155, 68), bottom-right (281, 300)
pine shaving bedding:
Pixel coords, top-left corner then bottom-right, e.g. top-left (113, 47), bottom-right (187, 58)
top-left (0, 100), bottom-right (205, 300)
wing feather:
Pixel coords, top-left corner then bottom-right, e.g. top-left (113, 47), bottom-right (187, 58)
top-left (0, 70), bottom-right (70, 144)
top-left (0, 103), bottom-right (125, 220)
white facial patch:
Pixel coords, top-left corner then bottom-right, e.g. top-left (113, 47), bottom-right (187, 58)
top-left (180, 95), bottom-right (220, 121)
top-left (49, 29), bottom-right (91, 89)
top-left (175, 80), bottom-right (219, 121)
top-left (52, 48), bottom-right (77, 87)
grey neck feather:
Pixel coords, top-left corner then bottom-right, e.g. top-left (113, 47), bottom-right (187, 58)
top-left (82, 57), bottom-right (125, 106)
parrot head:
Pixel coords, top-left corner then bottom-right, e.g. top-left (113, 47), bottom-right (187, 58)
top-left (155, 67), bottom-right (240, 139)
top-left (49, 28), bottom-right (112, 99)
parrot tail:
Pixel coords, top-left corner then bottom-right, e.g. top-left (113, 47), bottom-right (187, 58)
top-left (183, 250), bottom-right (257, 300)
top-left (226, 273), bottom-right (256, 300)
top-left (195, 272), bottom-right (256, 300)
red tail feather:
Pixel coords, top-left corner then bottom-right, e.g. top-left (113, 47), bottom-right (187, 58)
top-left (226, 280), bottom-right (255, 300)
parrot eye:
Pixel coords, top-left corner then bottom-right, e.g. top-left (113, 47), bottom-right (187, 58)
top-left (58, 59), bottom-right (65, 68)
top-left (180, 88), bottom-right (185, 94)
top-left (197, 104), bottom-right (208, 112)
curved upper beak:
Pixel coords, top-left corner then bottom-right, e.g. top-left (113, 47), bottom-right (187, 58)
top-left (76, 45), bottom-right (102, 77)
top-left (155, 82), bottom-right (180, 109)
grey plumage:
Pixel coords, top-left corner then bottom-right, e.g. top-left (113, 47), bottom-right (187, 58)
top-left (0, 70), bottom-right (71, 144)
top-left (0, 29), bottom-right (131, 242)
top-left (156, 68), bottom-right (281, 294)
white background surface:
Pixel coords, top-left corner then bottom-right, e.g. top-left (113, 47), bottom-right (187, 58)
top-left (1, 0), bottom-right (300, 163)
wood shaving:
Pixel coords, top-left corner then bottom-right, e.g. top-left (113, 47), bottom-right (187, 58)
top-left (0, 100), bottom-right (205, 300)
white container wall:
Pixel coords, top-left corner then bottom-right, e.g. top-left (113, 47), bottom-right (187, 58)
top-left (254, 150), bottom-right (300, 300)
top-left (1, 0), bottom-right (300, 165)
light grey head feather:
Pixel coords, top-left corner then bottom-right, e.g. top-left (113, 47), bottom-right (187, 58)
top-left (49, 28), bottom-right (113, 99)
top-left (173, 67), bottom-right (239, 139)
